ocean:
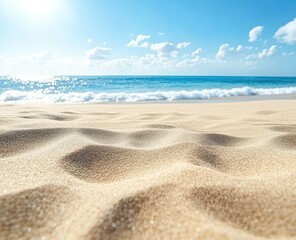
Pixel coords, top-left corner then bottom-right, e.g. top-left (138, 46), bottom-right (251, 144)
top-left (0, 75), bottom-right (296, 103)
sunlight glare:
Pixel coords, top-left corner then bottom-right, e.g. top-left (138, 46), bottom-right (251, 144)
top-left (11, 0), bottom-right (60, 19)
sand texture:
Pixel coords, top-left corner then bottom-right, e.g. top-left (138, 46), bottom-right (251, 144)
top-left (1, 100), bottom-right (296, 240)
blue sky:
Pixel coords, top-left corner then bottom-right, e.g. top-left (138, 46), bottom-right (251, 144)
top-left (0, 0), bottom-right (296, 77)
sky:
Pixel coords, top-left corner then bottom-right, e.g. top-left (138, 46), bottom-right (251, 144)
top-left (0, 0), bottom-right (296, 77)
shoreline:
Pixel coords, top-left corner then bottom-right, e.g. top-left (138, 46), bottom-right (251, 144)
top-left (1, 93), bottom-right (296, 105)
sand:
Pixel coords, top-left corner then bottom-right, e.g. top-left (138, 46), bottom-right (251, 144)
top-left (1, 99), bottom-right (296, 240)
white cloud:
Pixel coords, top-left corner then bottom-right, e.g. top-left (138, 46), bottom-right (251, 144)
top-left (176, 42), bottom-right (191, 49)
top-left (158, 32), bottom-right (164, 36)
top-left (150, 41), bottom-right (191, 58)
top-left (170, 51), bottom-right (178, 58)
top-left (274, 18), bottom-right (296, 44)
top-left (258, 45), bottom-right (277, 59)
top-left (236, 45), bottom-right (253, 52)
top-left (191, 48), bottom-right (202, 57)
top-left (150, 42), bottom-right (178, 58)
top-left (216, 43), bottom-right (230, 60)
top-left (249, 26), bottom-right (264, 42)
top-left (87, 38), bottom-right (93, 44)
top-left (86, 47), bottom-right (112, 60)
top-left (140, 42), bottom-right (150, 48)
top-left (151, 42), bottom-right (175, 52)
top-left (266, 45), bottom-right (277, 56)
top-left (245, 54), bottom-right (257, 60)
top-left (257, 49), bottom-right (268, 59)
top-left (236, 45), bottom-right (243, 52)
top-left (126, 34), bottom-right (151, 47)
top-left (246, 45), bottom-right (277, 60)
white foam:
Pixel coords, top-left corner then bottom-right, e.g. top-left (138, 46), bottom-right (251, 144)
top-left (0, 86), bottom-right (296, 103)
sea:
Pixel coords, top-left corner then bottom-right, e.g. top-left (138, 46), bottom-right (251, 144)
top-left (0, 75), bottom-right (296, 103)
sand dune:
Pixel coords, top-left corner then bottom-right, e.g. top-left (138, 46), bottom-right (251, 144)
top-left (1, 100), bottom-right (296, 239)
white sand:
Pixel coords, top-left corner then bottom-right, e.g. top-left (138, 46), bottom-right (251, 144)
top-left (1, 100), bottom-right (296, 239)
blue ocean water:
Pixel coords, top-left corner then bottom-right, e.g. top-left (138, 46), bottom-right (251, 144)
top-left (0, 76), bottom-right (296, 103)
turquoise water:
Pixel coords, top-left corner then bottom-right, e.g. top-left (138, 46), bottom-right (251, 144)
top-left (0, 76), bottom-right (296, 103)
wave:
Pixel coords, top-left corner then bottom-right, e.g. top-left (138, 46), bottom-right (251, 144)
top-left (1, 86), bottom-right (296, 103)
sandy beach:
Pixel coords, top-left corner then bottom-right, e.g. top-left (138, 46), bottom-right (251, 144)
top-left (1, 99), bottom-right (296, 240)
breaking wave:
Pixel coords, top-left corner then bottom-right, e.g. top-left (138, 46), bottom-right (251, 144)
top-left (1, 86), bottom-right (296, 103)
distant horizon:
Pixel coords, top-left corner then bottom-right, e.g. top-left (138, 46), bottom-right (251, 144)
top-left (2, 74), bottom-right (296, 79)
